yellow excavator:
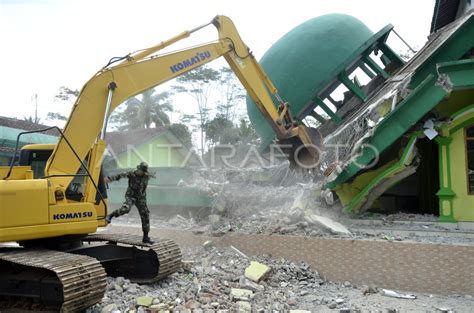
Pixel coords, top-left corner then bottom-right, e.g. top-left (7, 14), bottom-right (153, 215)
top-left (0, 15), bottom-right (321, 311)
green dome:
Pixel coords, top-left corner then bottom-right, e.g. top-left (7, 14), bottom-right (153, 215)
top-left (247, 14), bottom-right (375, 148)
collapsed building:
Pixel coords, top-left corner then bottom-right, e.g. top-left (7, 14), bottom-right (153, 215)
top-left (247, 8), bottom-right (474, 222)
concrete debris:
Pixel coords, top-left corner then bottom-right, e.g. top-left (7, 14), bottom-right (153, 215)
top-left (88, 246), bottom-right (474, 313)
top-left (244, 261), bottom-right (271, 282)
top-left (230, 288), bottom-right (253, 300)
top-left (150, 303), bottom-right (168, 310)
top-left (381, 289), bottom-right (416, 299)
top-left (100, 303), bottom-right (117, 313)
top-left (235, 300), bottom-right (252, 311)
top-left (303, 210), bottom-right (351, 235)
top-left (360, 285), bottom-right (378, 295)
top-left (335, 298), bottom-right (345, 304)
top-left (239, 276), bottom-right (264, 292)
top-left (202, 240), bottom-right (214, 250)
top-left (185, 299), bottom-right (201, 309)
top-left (321, 188), bottom-right (334, 205)
top-left (436, 73), bottom-right (454, 92)
top-left (436, 307), bottom-right (454, 312)
top-left (136, 295), bottom-right (154, 306)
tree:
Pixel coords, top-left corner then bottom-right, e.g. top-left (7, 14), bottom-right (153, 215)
top-left (216, 66), bottom-right (245, 122)
top-left (167, 123), bottom-right (193, 148)
top-left (47, 86), bottom-right (79, 123)
top-left (172, 66), bottom-right (220, 156)
top-left (205, 114), bottom-right (238, 145)
top-left (238, 118), bottom-right (258, 144)
top-left (55, 86), bottom-right (79, 102)
top-left (23, 115), bottom-right (41, 124)
top-left (205, 115), bottom-right (258, 146)
top-left (111, 89), bottom-right (173, 130)
top-left (46, 112), bottom-right (67, 121)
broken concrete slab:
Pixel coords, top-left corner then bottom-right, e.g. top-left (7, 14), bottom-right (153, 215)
top-left (239, 276), bottom-right (264, 292)
top-left (230, 288), bottom-right (253, 300)
top-left (100, 303), bottom-right (117, 313)
top-left (235, 301), bottom-right (252, 311)
top-left (150, 303), bottom-right (168, 310)
top-left (136, 296), bottom-right (154, 307)
top-left (244, 261), bottom-right (271, 282)
top-left (304, 210), bottom-right (351, 235)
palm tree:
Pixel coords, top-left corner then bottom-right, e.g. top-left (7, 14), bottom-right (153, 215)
top-left (113, 89), bottom-right (173, 130)
top-left (23, 115), bottom-right (41, 124)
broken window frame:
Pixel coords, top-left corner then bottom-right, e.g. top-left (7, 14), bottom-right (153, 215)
top-left (466, 124), bottom-right (474, 195)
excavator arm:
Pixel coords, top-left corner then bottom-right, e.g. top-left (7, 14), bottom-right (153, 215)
top-left (45, 15), bottom-right (321, 192)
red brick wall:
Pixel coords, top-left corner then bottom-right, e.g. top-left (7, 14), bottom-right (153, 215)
top-left (110, 226), bottom-right (474, 295)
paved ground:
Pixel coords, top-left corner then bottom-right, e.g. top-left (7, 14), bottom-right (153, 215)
top-left (108, 206), bottom-right (474, 246)
top-left (93, 224), bottom-right (474, 313)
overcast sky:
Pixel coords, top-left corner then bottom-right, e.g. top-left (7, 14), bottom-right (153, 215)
top-left (0, 0), bottom-right (435, 124)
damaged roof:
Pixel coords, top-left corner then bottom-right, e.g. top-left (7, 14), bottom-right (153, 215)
top-left (431, 0), bottom-right (461, 33)
top-left (0, 116), bottom-right (59, 136)
top-left (326, 11), bottom-right (474, 189)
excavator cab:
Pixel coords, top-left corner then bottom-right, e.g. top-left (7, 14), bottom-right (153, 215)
top-left (18, 143), bottom-right (108, 206)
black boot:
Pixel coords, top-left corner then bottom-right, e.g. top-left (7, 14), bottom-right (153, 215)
top-left (105, 215), bottom-right (112, 224)
top-left (142, 233), bottom-right (154, 244)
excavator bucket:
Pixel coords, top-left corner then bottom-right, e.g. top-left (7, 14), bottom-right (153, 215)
top-left (278, 125), bottom-right (323, 169)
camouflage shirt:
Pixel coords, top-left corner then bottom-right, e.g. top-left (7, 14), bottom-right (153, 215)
top-left (109, 170), bottom-right (153, 198)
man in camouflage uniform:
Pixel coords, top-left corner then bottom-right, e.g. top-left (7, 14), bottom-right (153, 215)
top-left (105, 162), bottom-right (154, 244)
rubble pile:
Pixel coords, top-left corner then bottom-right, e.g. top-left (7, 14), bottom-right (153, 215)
top-left (122, 165), bottom-right (352, 238)
top-left (114, 164), bottom-right (474, 244)
top-left (89, 246), bottom-right (474, 313)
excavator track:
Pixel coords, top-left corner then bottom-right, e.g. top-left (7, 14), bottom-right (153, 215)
top-left (0, 248), bottom-right (106, 312)
top-left (84, 233), bottom-right (182, 282)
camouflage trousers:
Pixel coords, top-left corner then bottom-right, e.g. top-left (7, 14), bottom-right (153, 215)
top-left (109, 196), bottom-right (150, 233)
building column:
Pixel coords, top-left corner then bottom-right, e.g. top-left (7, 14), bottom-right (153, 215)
top-left (435, 136), bottom-right (456, 222)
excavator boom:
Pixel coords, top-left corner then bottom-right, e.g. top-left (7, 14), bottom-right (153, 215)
top-left (45, 15), bottom-right (321, 192)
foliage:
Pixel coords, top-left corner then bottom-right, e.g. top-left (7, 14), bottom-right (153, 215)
top-left (205, 114), bottom-right (238, 145)
top-left (55, 86), bottom-right (79, 103)
top-left (216, 66), bottom-right (245, 121)
top-left (46, 86), bottom-right (80, 123)
top-left (166, 123), bottom-right (193, 148)
top-left (23, 115), bottom-right (41, 124)
top-left (205, 115), bottom-right (259, 146)
top-left (238, 118), bottom-right (258, 144)
top-left (46, 112), bottom-right (67, 121)
top-left (111, 89), bottom-right (173, 130)
top-left (172, 66), bottom-right (221, 155)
